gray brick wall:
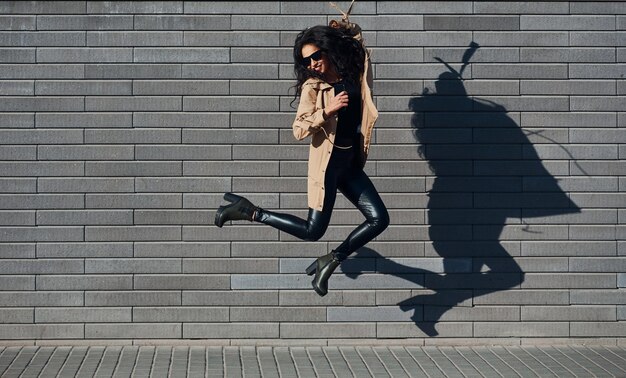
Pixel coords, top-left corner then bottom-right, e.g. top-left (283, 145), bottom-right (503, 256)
top-left (0, 1), bottom-right (624, 344)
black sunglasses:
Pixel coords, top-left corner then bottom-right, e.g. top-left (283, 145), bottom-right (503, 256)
top-left (301, 50), bottom-right (323, 66)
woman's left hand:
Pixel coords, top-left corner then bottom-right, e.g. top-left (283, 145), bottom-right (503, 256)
top-left (324, 91), bottom-right (349, 118)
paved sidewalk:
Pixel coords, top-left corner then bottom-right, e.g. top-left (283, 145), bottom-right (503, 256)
top-left (1, 345), bottom-right (625, 377)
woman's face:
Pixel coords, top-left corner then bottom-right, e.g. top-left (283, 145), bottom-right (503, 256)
top-left (301, 43), bottom-right (332, 78)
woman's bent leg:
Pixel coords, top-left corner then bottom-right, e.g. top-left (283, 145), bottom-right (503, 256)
top-left (333, 170), bottom-right (390, 261)
top-left (255, 207), bottom-right (332, 241)
top-left (254, 149), bottom-right (340, 241)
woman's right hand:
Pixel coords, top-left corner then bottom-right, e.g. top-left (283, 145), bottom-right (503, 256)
top-left (324, 91), bottom-right (348, 118)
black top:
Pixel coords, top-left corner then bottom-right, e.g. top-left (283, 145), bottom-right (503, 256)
top-left (332, 78), bottom-right (361, 148)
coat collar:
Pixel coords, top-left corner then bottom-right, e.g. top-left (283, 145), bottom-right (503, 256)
top-left (303, 77), bottom-right (334, 90)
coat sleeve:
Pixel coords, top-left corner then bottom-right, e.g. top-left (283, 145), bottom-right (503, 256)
top-left (292, 83), bottom-right (327, 141)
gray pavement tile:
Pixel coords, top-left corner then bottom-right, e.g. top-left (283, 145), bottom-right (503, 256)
top-left (3, 346), bottom-right (37, 377)
top-left (388, 346), bottom-right (429, 378)
top-left (491, 346), bottom-right (541, 377)
top-left (130, 369), bottom-right (151, 378)
top-left (439, 346), bottom-right (484, 378)
top-left (188, 346), bottom-right (207, 377)
top-left (455, 346), bottom-right (505, 378)
top-left (274, 346), bottom-right (298, 377)
top-left (516, 346), bottom-right (560, 377)
top-left (76, 346), bottom-right (106, 378)
top-left (240, 346), bottom-right (261, 377)
top-left (522, 346), bottom-right (560, 377)
top-left (257, 346), bottom-right (280, 377)
top-left (544, 346), bottom-right (597, 376)
top-left (373, 346), bottom-right (410, 378)
top-left (148, 346), bottom-right (172, 378)
top-left (0, 347), bottom-right (22, 377)
top-left (291, 346), bottom-right (317, 377)
top-left (603, 346), bottom-right (626, 363)
top-left (423, 346), bottom-right (466, 378)
top-left (223, 346), bottom-right (243, 378)
top-left (170, 346), bottom-right (191, 377)
top-left (323, 346), bottom-right (354, 377)
top-left (58, 346), bottom-right (89, 377)
top-left (339, 346), bottom-right (373, 378)
top-left (19, 346), bottom-right (55, 377)
top-left (112, 346), bottom-right (139, 378)
top-left (490, 346), bottom-right (537, 377)
top-left (358, 346), bottom-right (392, 377)
top-left (509, 347), bottom-right (558, 377)
top-left (206, 346), bottom-right (224, 376)
top-left (562, 345), bottom-right (612, 376)
top-left (41, 347), bottom-right (72, 377)
top-left (473, 346), bottom-right (523, 377)
top-left (559, 346), bottom-right (616, 377)
top-left (585, 346), bottom-right (626, 377)
top-left (0, 347), bottom-right (20, 376)
top-left (405, 346), bottom-right (448, 378)
top-left (523, 346), bottom-right (575, 378)
top-left (135, 346), bottom-right (156, 370)
top-left (308, 346), bottom-right (336, 376)
top-left (2, 369), bottom-right (22, 378)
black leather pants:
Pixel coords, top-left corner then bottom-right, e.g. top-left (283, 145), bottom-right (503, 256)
top-left (255, 147), bottom-right (389, 261)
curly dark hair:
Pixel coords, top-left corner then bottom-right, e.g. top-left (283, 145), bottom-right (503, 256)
top-left (291, 25), bottom-right (365, 107)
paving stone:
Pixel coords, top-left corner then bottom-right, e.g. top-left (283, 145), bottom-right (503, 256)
top-left (1, 345), bottom-right (626, 377)
top-left (37, 347), bottom-right (72, 377)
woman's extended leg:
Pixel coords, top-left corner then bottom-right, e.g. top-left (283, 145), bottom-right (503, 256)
top-left (308, 169), bottom-right (389, 296)
top-left (332, 169), bottom-right (389, 261)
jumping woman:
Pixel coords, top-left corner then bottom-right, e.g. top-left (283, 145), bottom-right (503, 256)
top-left (215, 20), bottom-right (389, 297)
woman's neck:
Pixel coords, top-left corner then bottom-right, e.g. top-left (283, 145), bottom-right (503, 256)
top-left (324, 70), bottom-right (341, 84)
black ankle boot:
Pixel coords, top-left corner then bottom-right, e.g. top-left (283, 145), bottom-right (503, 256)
top-left (306, 252), bottom-right (340, 297)
top-left (214, 193), bottom-right (258, 227)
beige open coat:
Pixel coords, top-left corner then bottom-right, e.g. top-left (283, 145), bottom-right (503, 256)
top-left (292, 35), bottom-right (378, 211)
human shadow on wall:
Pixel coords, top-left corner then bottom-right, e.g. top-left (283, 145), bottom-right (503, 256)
top-left (349, 42), bottom-right (580, 337)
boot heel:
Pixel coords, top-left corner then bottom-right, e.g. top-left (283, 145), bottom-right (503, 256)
top-left (310, 252), bottom-right (340, 297)
top-left (305, 261), bottom-right (316, 275)
top-left (224, 192), bottom-right (242, 203)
